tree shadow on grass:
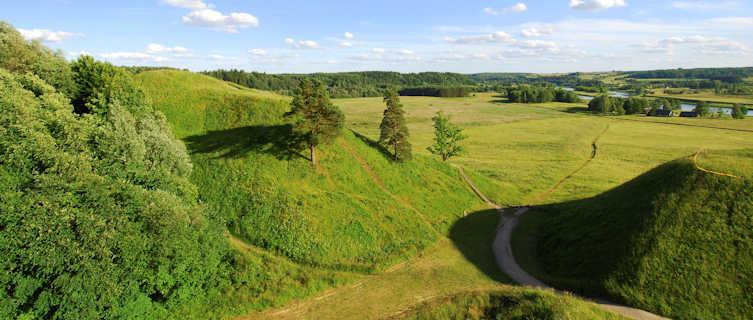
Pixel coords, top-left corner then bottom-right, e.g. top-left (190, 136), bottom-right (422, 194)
top-left (449, 209), bottom-right (511, 284)
top-left (349, 129), bottom-right (395, 161)
top-left (184, 124), bottom-right (306, 160)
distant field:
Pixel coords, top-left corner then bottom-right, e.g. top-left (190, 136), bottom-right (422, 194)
top-left (648, 88), bottom-right (753, 104)
top-left (337, 92), bottom-right (753, 206)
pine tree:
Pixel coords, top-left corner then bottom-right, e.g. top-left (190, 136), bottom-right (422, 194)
top-left (379, 90), bottom-right (412, 162)
top-left (285, 79), bottom-right (344, 165)
top-left (427, 111), bottom-right (467, 161)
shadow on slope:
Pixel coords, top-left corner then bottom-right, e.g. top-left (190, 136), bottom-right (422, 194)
top-left (184, 124), bottom-right (305, 161)
top-left (518, 158), bottom-right (753, 319)
top-left (448, 209), bottom-right (510, 284)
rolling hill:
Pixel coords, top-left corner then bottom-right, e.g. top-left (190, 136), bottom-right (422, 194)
top-left (518, 153), bottom-right (753, 319)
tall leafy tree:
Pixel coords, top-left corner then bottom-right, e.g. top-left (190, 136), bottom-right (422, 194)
top-left (427, 111), bottom-right (467, 161)
top-left (731, 103), bottom-right (747, 119)
top-left (379, 89), bottom-right (412, 162)
top-left (285, 79), bottom-right (344, 165)
top-left (694, 101), bottom-right (711, 117)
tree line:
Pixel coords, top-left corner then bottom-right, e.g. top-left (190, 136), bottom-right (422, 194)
top-left (505, 86), bottom-right (581, 103)
top-left (202, 69), bottom-right (476, 98)
top-left (398, 86), bottom-right (472, 97)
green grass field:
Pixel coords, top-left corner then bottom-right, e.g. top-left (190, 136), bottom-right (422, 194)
top-left (648, 88), bottom-right (753, 105)
top-left (134, 71), bottom-right (753, 319)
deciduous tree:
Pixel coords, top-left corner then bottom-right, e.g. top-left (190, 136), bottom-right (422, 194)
top-left (427, 111), bottom-right (466, 161)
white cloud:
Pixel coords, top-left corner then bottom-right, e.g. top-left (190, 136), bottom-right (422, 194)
top-left (209, 54), bottom-right (236, 60)
top-left (344, 32), bottom-right (354, 39)
top-left (521, 26), bottom-right (554, 38)
top-left (445, 31), bottom-right (515, 44)
top-left (285, 38), bottom-right (323, 49)
top-left (569, 0), bottom-right (627, 12)
top-left (396, 49), bottom-right (415, 55)
top-left (518, 40), bottom-right (558, 49)
top-left (484, 3), bottom-right (527, 15)
top-left (98, 52), bottom-right (169, 63)
top-left (372, 48), bottom-right (386, 53)
top-left (146, 43), bottom-right (190, 54)
top-left (248, 49), bottom-right (268, 56)
top-left (18, 29), bottom-right (83, 43)
top-left (672, 1), bottom-right (738, 10)
top-left (67, 50), bottom-right (92, 57)
top-left (163, 0), bottom-right (207, 9)
top-left (506, 3), bottom-right (528, 12)
top-left (182, 9), bottom-right (259, 33)
top-left (339, 41), bottom-right (353, 47)
top-left (483, 8), bottom-right (499, 16)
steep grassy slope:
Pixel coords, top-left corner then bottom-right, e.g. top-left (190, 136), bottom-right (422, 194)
top-left (517, 156), bottom-right (753, 319)
top-left (394, 289), bottom-right (627, 320)
top-left (136, 70), bottom-right (487, 272)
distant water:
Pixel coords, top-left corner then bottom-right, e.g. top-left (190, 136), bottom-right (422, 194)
top-left (680, 103), bottom-right (753, 116)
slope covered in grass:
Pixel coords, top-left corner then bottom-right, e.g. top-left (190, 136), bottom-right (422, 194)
top-left (394, 289), bottom-right (627, 320)
top-left (520, 156), bottom-right (753, 319)
top-left (136, 70), bottom-right (488, 272)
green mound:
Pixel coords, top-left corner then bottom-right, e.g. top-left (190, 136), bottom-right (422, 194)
top-left (522, 157), bottom-right (753, 319)
top-left (394, 289), bottom-right (626, 320)
top-left (136, 70), bottom-right (488, 272)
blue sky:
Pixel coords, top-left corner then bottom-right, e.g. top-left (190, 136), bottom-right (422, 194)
top-left (5, 0), bottom-right (752, 73)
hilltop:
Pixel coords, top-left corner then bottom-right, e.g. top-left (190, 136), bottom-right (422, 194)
top-left (516, 153), bottom-right (753, 319)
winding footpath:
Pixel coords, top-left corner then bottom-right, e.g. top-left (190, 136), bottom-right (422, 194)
top-left (492, 207), bottom-right (669, 320)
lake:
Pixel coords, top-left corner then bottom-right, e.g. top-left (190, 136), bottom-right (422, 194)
top-left (680, 103), bottom-right (753, 117)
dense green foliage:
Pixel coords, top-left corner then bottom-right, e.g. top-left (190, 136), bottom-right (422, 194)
top-left (505, 86), bottom-right (580, 103)
top-left (731, 104), bottom-right (748, 119)
top-left (202, 69), bottom-right (476, 98)
top-left (627, 67), bottom-right (753, 83)
top-left (379, 90), bottom-right (412, 162)
top-left (398, 289), bottom-right (626, 320)
top-left (398, 86), bottom-right (471, 97)
top-left (525, 159), bottom-right (753, 319)
top-left (694, 100), bottom-right (711, 116)
top-left (135, 70), bottom-right (487, 273)
top-left (0, 63), bottom-right (234, 319)
top-left (71, 56), bottom-right (149, 115)
top-left (428, 112), bottom-right (467, 161)
top-left (588, 95), bottom-right (650, 115)
top-left (0, 22), bottom-right (75, 96)
top-left (285, 79), bottom-right (345, 164)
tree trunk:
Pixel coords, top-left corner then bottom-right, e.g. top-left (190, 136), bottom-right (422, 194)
top-left (310, 145), bottom-right (316, 165)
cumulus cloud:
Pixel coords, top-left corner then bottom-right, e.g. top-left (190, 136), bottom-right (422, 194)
top-left (484, 3), bottom-right (527, 15)
top-left (344, 32), bottom-right (354, 39)
top-left (372, 48), bottom-right (386, 53)
top-left (569, 0), bottom-right (627, 12)
top-left (518, 40), bottom-right (558, 49)
top-left (182, 9), bottom-right (259, 33)
top-left (18, 29), bottom-right (83, 43)
top-left (445, 31), bottom-right (515, 44)
top-left (396, 49), bottom-right (414, 55)
top-left (339, 41), bottom-right (353, 47)
top-left (146, 43), bottom-right (190, 54)
top-left (521, 26), bottom-right (554, 38)
top-left (163, 0), bottom-right (207, 9)
top-left (637, 35), bottom-right (749, 56)
top-left (285, 38), bottom-right (323, 49)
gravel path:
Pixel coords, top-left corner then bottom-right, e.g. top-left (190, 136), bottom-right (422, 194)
top-left (493, 207), bottom-right (670, 320)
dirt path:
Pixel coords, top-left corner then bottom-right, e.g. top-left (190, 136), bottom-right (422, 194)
top-left (337, 139), bottom-right (440, 236)
top-left (492, 207), bottom-right (670, 320)
top-left (526, 123), bottom-right (610, 206)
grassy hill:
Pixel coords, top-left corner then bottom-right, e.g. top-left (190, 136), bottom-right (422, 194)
top-left (393, 289), bottom-right (627, 320)
top-left (135, 70), bottom-right (489, 272)
top-left (516, 154), bottom-right (753, 319)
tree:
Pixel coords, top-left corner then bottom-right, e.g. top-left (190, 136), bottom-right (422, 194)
top-left (588, 95), bottom-right (612, 113)
top-left (731, 103), bottom-right (747, 119)
top-left (427, 111), bottom-right (466, 161)
top-left (285, 79), bottom-right (344, 165)
top-left (379, 89), bottom-right (412, 162)
top-left (694, 101), bottom-right (711, 117)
